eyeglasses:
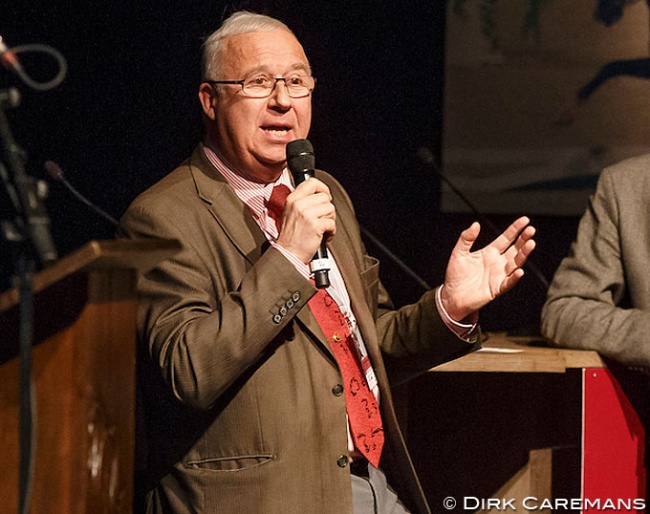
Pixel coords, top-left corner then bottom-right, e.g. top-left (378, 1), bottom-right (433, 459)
top-left (205, 75), bottom-right (316, 99)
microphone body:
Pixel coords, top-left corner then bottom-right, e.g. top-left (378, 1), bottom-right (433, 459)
top-left (286, 139), bottom-right (331, 289)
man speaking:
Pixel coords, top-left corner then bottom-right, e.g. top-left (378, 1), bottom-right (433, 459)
top-left (119, 10), bottom-right (536, 514)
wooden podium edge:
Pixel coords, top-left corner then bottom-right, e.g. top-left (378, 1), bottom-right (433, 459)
top-left (0, 238), bottom-right (181, 312)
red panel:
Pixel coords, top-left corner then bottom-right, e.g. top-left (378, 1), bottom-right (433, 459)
top-left (583, 368), bottom-right (646, 511)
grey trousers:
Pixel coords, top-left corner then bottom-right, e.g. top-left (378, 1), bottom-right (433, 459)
top-left (351, 463), bottom-right (411, 514)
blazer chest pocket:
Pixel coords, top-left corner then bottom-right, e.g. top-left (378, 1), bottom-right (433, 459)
top-left (360, 255), bottom-right (380, 320)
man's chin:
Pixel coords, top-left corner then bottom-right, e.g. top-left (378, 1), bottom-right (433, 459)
top-left (244, 159), bottom-right (285, 183)
top-left (257, 152), bottom-right (288, 171)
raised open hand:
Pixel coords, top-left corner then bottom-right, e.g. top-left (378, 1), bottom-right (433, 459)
top-left (440, 216), bottom-right (536, 321)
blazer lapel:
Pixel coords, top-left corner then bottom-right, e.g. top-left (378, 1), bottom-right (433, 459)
top-left (329, 229), bottom-right (379, 351)
top-left (291, 236), bottom-right (362, 363)
top-left (294, 230), bottom-right (378, 364)
top-left (188, 146), bottom-right (334, 357)
top-left (187, 146), bottom-right (374, 366)
top-left (188, 146), bottom-right (267, 265)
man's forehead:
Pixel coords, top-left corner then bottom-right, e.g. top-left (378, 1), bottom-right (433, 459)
top-left (220, 30), bottom-right (309, 71)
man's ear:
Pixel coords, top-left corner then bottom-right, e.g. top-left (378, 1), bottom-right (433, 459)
top-left (198, 83), bottom-right (217, 121)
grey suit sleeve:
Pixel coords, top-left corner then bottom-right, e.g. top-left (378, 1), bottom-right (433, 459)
top-left (542, 167), bottom-right (650, 367)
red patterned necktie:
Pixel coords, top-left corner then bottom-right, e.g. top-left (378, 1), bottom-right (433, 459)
top-left (308, 288), bottom-right (384, 467)
top-left (267, 184), bottom-right (291, 234)
top-left (266, 184), bottom-right (384, 467)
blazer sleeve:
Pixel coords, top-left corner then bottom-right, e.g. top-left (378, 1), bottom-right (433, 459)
top-left (542, 166), bottom-right (650, 367)
top-left (119, 196), bottom-right (316, 410)
top-left (320, 172), bottom-right (479, 383)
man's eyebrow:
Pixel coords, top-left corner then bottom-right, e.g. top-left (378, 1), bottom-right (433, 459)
top-left (291, 63), bottom-right (313, 76)
top-left (242, 63), bottom-right (311, 77)
top-left (288, 63), bottom-right (311, 73)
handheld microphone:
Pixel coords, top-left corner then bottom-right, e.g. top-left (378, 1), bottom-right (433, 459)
top-left (44, 160), bottom-right (119, 227)
top-left (286, 139), bottom-right (331, 289)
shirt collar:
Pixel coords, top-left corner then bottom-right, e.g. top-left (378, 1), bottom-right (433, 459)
top-left (203, 137), bottom-right (293, 220)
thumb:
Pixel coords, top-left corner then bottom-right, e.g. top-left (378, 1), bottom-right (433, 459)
top-left (454, 221), bottom-right (481, 255)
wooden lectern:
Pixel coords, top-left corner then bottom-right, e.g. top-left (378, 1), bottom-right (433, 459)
top-left (0, 240), bottom-right (179, 514)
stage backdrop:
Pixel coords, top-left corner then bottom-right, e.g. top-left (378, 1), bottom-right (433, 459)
top-left (442, 0), bottom-right (650, 216)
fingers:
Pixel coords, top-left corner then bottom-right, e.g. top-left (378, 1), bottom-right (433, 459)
top-left (503, 226), bottom-right (536, 267)
top-left (499, 267), bottom-right (525, 295)
top-left (277, 178), bottom-right (336, 263)
top-left (492, 216), bottom-right (532, 254)
top-left (503, 238), bottom-right (536, 277)
top-left (291, 177), bottom-right (332, 200)
top-left (288, 179), bottom-right (336, 227)
top-left (514, 224), bottom-right (536, 249)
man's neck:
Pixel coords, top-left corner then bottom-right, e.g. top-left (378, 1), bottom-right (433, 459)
top-left (205, 135), bottom-right (283, 185)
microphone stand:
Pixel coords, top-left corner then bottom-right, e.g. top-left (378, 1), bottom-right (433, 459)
top-left (0, 89), bottom-right (57, 267)
top-left (0, 87), bottom-right (57, 514)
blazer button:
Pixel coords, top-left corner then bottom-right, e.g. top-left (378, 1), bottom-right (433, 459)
top-left (332, 384), bottom-right (344, 397)
top-left (337, 455), bottom-right (349, 468)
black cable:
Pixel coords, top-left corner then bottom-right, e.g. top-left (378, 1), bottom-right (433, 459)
top-left (417, 147), bottom-right (550, 293)
top-left (5, 43), bottom-right (67, 92)
top-left (359, 225), bottom-right (431, 291)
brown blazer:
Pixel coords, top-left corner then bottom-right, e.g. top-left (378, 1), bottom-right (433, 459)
top-left (542, 155), bottom-right (650, 367)
top-left (119, 144), bottom-right (477, 514)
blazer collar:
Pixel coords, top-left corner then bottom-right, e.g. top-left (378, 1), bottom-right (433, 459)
top-left (188, 143), bottom-right (267, 264)
top-left (187, 144), bottom-right (374, 359)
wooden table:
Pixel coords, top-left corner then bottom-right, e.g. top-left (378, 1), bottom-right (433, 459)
top-left (400, 333), bottom-right (646, 513)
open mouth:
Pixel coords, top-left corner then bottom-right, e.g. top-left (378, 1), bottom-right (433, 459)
top-left (263, 126), bottom-right (291, 137)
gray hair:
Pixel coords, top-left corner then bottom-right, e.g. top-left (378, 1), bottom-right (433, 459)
top-left (201, 11), bottom-right (295, 81)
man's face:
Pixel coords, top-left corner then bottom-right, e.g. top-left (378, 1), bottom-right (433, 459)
top-left (199, 29), bottom-right (313, 183)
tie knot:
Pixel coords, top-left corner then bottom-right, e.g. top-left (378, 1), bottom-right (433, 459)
top-left (267, 184), bottom-right (291, 233)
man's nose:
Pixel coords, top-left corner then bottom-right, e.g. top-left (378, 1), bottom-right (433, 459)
top-left (269, 79), bottom-right (292, 107)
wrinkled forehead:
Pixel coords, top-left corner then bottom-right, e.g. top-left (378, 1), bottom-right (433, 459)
top-left (219, 29), bottom-right (310, 78)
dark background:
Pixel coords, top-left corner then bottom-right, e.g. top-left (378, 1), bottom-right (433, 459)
top-left (0, 0), bottom-right (581, 334)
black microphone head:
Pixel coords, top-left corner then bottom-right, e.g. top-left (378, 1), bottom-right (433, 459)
top-left (44, 160), bottom-right (64, 181)
top-left (286, 139), bottom-right (315, 182)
